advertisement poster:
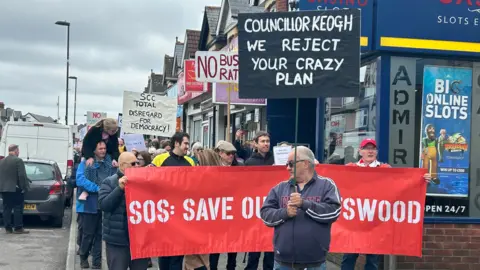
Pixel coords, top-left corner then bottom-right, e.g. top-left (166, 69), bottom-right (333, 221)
top-left (420, 66), bottom-right (472, 197)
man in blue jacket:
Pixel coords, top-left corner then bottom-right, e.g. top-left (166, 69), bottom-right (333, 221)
top-left (76, 141), bottom-right (116, 269)
top-left (260, 146), bottom-right (341, 270)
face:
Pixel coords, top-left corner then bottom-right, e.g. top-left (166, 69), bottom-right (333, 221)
top-left (94, 142), bottom-right (107, 159)
top-left (175, 136), bottom-right (189, 156)
top-left (137, 154), bottom-right (145, 166)
top-left (427, 126), bottom-right (435, 140)
top-left (219, 150), bottom-right (236, 165)
top-left (286, 151), bottom-right (309, 179)
top-left (120, 156), bottom-right (140, 172)
top-left (194, 148), bottom-right (203, 156)
top-left (359, 144), bottom-right (377, 163)
top-left (255, 136), bottom-right (270, 154)
top-left (13, 148), bottom-right (19, 157)
top-left (164, 145), bottom-right (171, 151)
top-left (118, 139), bottom-right (124, 146)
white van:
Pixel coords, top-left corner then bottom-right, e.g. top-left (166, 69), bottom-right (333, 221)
top-left (0, 121), bottom-right (74, 180)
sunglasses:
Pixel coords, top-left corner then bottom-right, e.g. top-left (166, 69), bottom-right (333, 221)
top-left (130, 161), bottom-right (140, 166)
top-left (286, 160), bottom-right (305, 168)
top-left (225, 151), bottom-right (236, 156)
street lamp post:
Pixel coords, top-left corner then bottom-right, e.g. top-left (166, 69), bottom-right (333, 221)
top-left (55, 20), bottom-right (71, 125)
top-left (68, 76), bottom-right (77, 125)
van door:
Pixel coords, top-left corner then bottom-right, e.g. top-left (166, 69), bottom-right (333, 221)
top-left (3, 124), bottom-right (39, 159)
top-left (36, 127), bottom-right (70, 178)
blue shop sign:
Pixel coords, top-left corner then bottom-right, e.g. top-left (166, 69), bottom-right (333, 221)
top-left (298, 0), bottom-right (373, 51)
top-left (376, 0), bottom-right (480, 56)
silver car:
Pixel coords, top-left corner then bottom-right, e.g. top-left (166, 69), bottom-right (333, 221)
top-left (0, 158), bottom-right (66, 227)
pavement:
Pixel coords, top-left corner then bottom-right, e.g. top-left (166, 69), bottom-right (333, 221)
top-left (0, 206), bottom-right (73, 270)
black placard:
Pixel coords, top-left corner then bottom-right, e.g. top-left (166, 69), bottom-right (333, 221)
top-left (237, 9), bottom-right (360, 99)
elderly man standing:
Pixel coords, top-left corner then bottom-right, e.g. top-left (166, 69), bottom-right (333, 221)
top-left (260, 146), bottom-right (341, 270)
top-left (0, 144), bottom-right (30, 234)
top-left (99, 152), bottom-right (150, 270)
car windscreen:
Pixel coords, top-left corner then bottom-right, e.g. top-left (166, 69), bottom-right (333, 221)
top-left (25, 162), bottom-right (54, 181)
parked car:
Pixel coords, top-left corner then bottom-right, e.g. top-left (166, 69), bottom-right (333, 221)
top-left (0, 122), bottom-right (75, 207)
top-left (0, 158), bottom-right (66, 227)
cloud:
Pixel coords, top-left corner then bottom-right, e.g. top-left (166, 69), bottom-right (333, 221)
top-left (0, 0), bottom-right (218, 124)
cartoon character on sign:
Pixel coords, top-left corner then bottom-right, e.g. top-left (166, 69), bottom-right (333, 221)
top-left (421, 124), bottom-right (441, 184)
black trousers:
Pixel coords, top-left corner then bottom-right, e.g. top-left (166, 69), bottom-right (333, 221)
top-left (245, 252), bottom-right (274, 270)
top-left (1, 191), bottom-right (24, 230)
top-left (210, 253), bottom-right (237, 270)
top-left (79, 211), bottom-right (102, 266)
top-left (106, 243), bottom-right (150, 270)
top-left (158, 255), bottom-right (184, 270)
top-left (77, 214), bottom-right (83, 247)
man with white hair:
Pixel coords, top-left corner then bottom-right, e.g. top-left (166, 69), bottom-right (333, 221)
top-left (261, 146), bottom-right (341, 270)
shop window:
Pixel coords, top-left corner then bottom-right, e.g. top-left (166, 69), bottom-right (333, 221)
top-left (409, 58), bottom-right (475, 218)
top-left (193, 103), bottom-right (201, 110)
top-left (193, 120), bottom-right (201, 143)
top-left (324, 62), bottom-right (377, 165)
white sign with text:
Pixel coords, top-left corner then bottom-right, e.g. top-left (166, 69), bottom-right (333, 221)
top-left (86, 111), bottom-right (107, 126)
top-left (123, 133), bottom-right (147, 152)
top-left (122, 91), bottom-right (177, 137)
top-left (195, 51), bottom-right (239, 83)
top-left (273, 145), bottom-right (292, 165)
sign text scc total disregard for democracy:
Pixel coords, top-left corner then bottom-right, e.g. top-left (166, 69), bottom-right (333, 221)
top-left (238, 9), bottom-right (360, 99)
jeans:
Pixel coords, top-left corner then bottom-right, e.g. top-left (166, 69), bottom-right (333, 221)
top-left (245, 252), bottom-right (274, 270)
top-left (273, 261), bottom-right (327, 270)
top-left (106, 243), bottom-right (150, 270)
top-left (79, 211), bottom-right (102, 266)
top-left (1, 191), bottom-right (24, 230)
top-left (158, 256), bottom-right (184, 270)
top-left (341, 254), bottom-right (379, 270)
top-left (210, 253), bottom-right (237, 270)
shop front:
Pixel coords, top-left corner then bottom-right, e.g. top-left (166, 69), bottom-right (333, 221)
top-left (284, 0), bottom-right (480, 269)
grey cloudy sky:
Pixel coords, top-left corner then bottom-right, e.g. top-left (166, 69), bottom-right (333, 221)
top-left (0, 0), bottom-right (218, 124)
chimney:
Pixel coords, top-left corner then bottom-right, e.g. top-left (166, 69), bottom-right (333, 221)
top-left (176, 36), bottom-right (178, 43)
top-left (0, 102), bottom-right (4, 110)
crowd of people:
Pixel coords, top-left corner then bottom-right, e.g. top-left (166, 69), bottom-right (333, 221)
top-left (70, 117), bottom-right (432, 270)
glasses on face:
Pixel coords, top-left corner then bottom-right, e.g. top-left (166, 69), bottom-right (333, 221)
top-left (130, 161), bottom-right (140, 166)
top-left (286, 160), bottom-right (305, 168)
top-left (225, 151), bottom-right (236, 156)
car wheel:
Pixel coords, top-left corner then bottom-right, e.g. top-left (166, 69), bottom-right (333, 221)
top-left (52, 215), bottom-right (64, 228)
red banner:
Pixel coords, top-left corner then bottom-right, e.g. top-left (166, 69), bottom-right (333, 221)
top-left (185, 60), bottom-right (204, 92)
top-left (125, 165), bottom-right (427, 260)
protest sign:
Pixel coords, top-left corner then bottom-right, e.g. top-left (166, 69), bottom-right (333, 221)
top-left (273, 145), bottom-right (292, 165)
top-left (420, 66), bottom-right (472, 197)
top-left (125, 165), bottom-right (426, 259)
top-left (237, 9), bottom-right (360, 98)
top-left (123, 133), bottom-right (147, 152)
top-left (86, 111), bottom-right (107, 126)
top-left (122, 91), bottom-right (177, 137)
top-left (195, 51), bottom-right (238, 83)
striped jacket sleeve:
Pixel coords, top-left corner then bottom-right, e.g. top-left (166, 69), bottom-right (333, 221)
top-left (301, 177), bottom-right (341, 224)
top-left (260, 185), bottom-right (289, 227)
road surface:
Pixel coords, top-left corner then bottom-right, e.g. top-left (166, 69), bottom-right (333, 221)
top-left (0, 207), bottom-right (72, 270)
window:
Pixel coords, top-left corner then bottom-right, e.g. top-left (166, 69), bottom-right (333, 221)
top-left (324, 62), bottom-right (377, 165)
top-left (25, 163), bottom-right (54, 181)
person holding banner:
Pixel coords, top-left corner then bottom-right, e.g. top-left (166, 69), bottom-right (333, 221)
top-left (341, 138), bottom-right (432, 270)
top-left (151, 132), bottom-right (196, 270)
top-left (82, 118), bottom-right (120, 167)
top-left (98, 152), bottom-right (150, 270)
top-left (261, 146), bottom-right (341, 270)
top-left (244, 131), bottom-right (275, 270)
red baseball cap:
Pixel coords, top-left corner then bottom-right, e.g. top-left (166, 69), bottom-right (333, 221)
top-left (360, 138), bottom-right (377, 149)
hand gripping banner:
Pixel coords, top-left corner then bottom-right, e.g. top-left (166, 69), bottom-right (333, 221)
top-left (124, 165), bottom-right (427, 259)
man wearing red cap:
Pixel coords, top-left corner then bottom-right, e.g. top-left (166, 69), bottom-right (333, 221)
top-left (341, 138), bottom-right (432, 270)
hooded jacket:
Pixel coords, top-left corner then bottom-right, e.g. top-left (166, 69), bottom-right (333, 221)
top-left (260, 173), bottom-right (341, 266)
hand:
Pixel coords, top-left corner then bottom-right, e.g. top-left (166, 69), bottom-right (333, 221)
top-left (286, 204), bottom-right (297, 217)
top-left (424, 173), bottom-right (432, 183)
top-left (289, 193), bottom-right (303, 207)
top-left (235, 130), bottom-right (242, 140)
top-left (112, 160), bottom-right (118, 167)
top-left (86, 158), bottom-right (94, 166)
top-left (119, 176), bottom-right (128, 190)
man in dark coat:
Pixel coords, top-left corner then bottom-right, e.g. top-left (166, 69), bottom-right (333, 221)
top-left (98, 152), bottom-right (149, 270)
top-left (0, 144), bottom-right (30, 234)
top-left (244, 131), bottom-right (274, 270)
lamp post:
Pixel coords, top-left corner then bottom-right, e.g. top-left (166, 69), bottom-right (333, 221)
top-left (68, 76), bottom-right (77, 125)
top-left (55, 20), bottom-right (70, 125)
